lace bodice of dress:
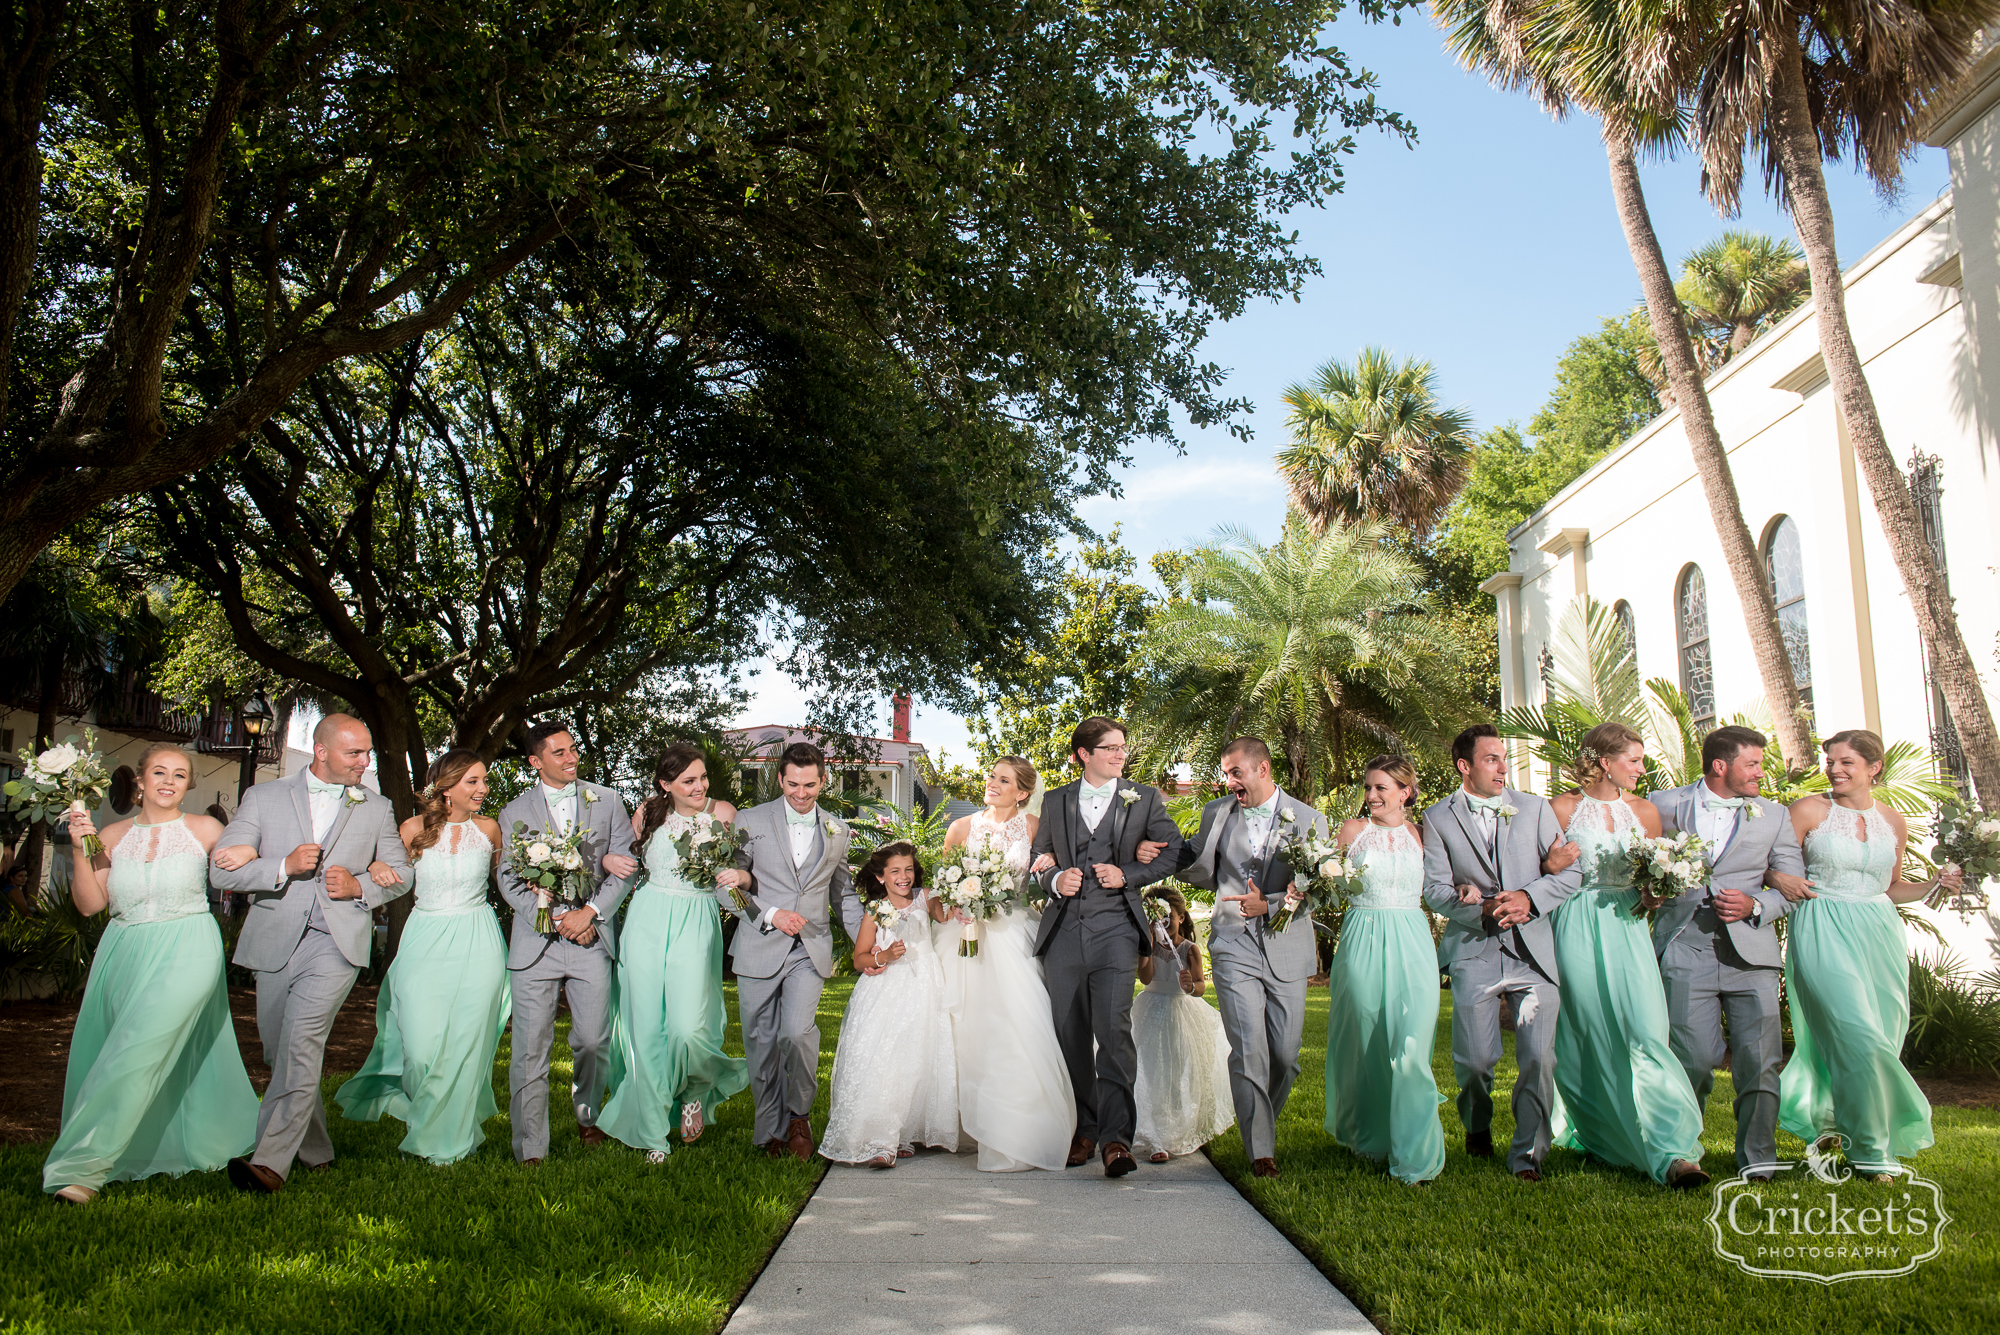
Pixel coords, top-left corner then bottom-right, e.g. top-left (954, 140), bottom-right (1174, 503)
top-left (642, 805), bottom-right (721, 895)
top-left (968, 810), bottom-right (1032, 876)
top-left (876, 889), bottom-right (939, 956)
top-left (1143, 938), bottom-right (1195, 993)
top-left (1803, 803), bottom-right (1898, 902)
top-left (1564, 794), bottom-right (1640, 890)
top-left (1346, 822), bottom-right (1424, 910)
top-left (412, 821), bottom-right (493, 914)
top-left (107, 817), bottom-right (211, 924)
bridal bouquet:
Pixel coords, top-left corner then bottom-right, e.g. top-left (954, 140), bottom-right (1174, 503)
top-left (507, 822), bottom-right (594, 934)
top-left (1270, 822), bottom-right (1360, 934)
top-left (662, 809), bottom-right (752, 908)
top-left (864, 895), bottom-right (902, 943)
top-left (6, 731), bottom-right (113, 857)
top-left (1930, 800), bottom-right (2000, 906)
top-left (936, 835), bottom-right (1016, 956)
top-left (1625, 828), bottom-right (1713, 916)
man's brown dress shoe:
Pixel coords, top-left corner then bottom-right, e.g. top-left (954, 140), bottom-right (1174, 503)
top-left (764, 1140), bottom-right (789, 1159)
top-left (786, 1116), bottom-right (815, 1162)
top-left (1666, 1160), bottom-right (1711, 1190)
top-left (1251, 1158), bottom-right (1280, 1180)
top-left (1515, 1168), bottom-right (1542, 1183)
top-left (579, 1125), bottom-right (609, 1148)
top-left (1066, 1135), bottom-right (1096, 1168)
top-left (227, 1157), bottom-right (284, 1194)
top-left (1465, 1131), bottom-right (1494, 1158)
top-left (1102, 1143), bottom-right (1137, 1178)
top-left (521, 1158), bottom-right (544, 1167)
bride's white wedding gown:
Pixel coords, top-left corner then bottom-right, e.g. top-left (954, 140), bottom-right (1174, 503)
top-left (939, 811), bottom-right (1077, 1171)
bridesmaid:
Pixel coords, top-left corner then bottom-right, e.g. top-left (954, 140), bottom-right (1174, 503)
top-left (1549, 722), bottom-right (1709, 1189)
top-left (1323, 755), bottom-right (1445, 1186)
top-left (335, 749), bottom-right (510, 1164)
top-left (1779, 729), bottom-right (1956, 1179)
top-left (599, 743), bottom-right (750, 1162)
top-left (44, 743), bottom-right (258, 1203)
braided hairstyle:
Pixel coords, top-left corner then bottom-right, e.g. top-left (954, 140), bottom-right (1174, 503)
top-left (636, 742), bottom-right (710, 850)
top-left (408, 748), bottom-right (485, 861)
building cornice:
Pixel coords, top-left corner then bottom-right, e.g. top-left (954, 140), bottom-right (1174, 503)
top-left (1920, 27), bottom-right (2000, 148)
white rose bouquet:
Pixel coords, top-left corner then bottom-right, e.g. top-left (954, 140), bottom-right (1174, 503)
top-left (865, 894), bottom-right (903, 942)
top-left (1930, 800), bottom-right (2000, 906)
top-left (6, 730), bottom-right (113, 857)
top-left (1624, 828), bottom-right (1714, 916)
top-left (662, 809), bottom-right (752, 908)
top-left (936, 835), bottom-right (1016, 956)
top-left (1270, 823), bottom-right (1360, 933)
top-left (507, 821), bottom-right (594, 933)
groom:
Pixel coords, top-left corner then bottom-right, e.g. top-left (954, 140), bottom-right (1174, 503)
top-left (1652, 724), bottom-right (1808, 1179)
top-left (728, 741), bottom-right (862, 1160)
top-left (1421, 724), bottom-right (1583, 1181)
top-left (1030, 716), bottom-right (1183, 1177)
top-left (211, 714), bottom-right (411, 1192)
top-left (497, 722), bottom-right (637, 1165)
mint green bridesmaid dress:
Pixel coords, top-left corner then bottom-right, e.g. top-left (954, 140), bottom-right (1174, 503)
top-left (1551, 795), bottom-right (1706, 1182)
top-left (336, 820), bottom-right (509, 1164)
top-left (599, 815), bottom-right (749, 1154)
top-left (1323, 821), bottom-right (1445, 1184)
top-left (1779, 803), bottom-right (1933, 1171)
top-left (42, 817), bottom-right (257, 1193)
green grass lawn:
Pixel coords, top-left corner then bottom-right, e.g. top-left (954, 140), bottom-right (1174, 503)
top-left (0, 979), bottom-right (851, 1335)
top-left (1207, 986), bottom-right (2000, 1334)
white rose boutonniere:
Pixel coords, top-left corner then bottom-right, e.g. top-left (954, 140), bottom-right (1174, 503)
top-left (582, 787), bottom-right (599, 807)
top-left (1119, 788), bottom-right (1141, 807)
top-left (1279, 808), bottom-right (1297, 824)
top-left (1498, 803), bottom-right (1519, 821)
top-left (1745, 802), bottom-right (1763, 820)
top-left (343, 785), bottom-right (367, 807)
top-left (824, 817), bottom-right (843, 837)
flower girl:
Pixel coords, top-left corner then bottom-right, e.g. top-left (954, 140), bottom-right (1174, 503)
top-left (820, 842), bottom-right (959, 1167)
top-left (1132, 887), bottom-right (1234, 1162)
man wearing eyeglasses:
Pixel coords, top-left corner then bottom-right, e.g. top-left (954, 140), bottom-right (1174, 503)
top-left (1029, 716), bottom-right (1183, 1178)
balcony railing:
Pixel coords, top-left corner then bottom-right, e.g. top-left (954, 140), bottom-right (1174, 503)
top-left (2, 667), bottom-right (278, 764)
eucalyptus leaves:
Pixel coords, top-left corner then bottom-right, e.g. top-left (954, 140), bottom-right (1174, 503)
top-left (6, 731), bottom-right (112, 857)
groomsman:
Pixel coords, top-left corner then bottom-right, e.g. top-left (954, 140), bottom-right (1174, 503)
top-left (1421, 724), bottom-right (1584, 1181)
top-left (1029, 717), bottom-right (1183, 1177)
top-left (1164, 737), bottom-right (1323, 1180)
top-left (497, 722), bottom-right (636, 1165)
top-left (211, 714), bottom-right (411, 1192)
top-left (728, 741), bottom-right (863, 1160)
top-left (1652, 725), bottom-right (1808, 1179)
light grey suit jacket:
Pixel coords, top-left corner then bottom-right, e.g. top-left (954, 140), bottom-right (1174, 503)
top-left (1175, 790), bottom-right (1324, 984)
top-left (496, 781), bottom-right (635, 970)
top-left (726, 799), bottom-right (861, 980)
top-left (1029, 778), bottom-right (1184, 958)
top-left (1649, 782), bottom-right (1804, 969)
top-left (211, 769), bottom-right (412, 971)
top-left (1420, 787), bottom-right (1584, 985)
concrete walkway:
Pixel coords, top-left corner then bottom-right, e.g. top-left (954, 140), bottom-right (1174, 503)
top-left (723, 1149), bottom-right (1375, 1335)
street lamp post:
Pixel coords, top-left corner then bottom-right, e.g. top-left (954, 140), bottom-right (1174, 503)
top-left (236, 688), bottom-right (274, 802)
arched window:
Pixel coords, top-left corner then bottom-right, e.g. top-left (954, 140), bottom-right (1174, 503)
top-left (1762, 516), bottom-right (1813, 710)
top-left (1676, 565), bottom-right (1715, 731)
top-left (1612, 600), bottom-right (1638, 667)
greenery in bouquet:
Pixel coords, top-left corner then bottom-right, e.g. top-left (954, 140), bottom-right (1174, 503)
top-left (1271, 820), bottom-right (1359, 934)
top-left (1625, 828), bottom-right (1712, 916)
top-left (507, 822), bottom-right (594, 933)
top-left (660, 809), bottom-right (751, 908)
top-left (936, 835), bottom-right (1016, 956)
top-left (6, 731), bottom-right (112, 857)
top-left (1931, 800), bottom-right (2000, 909)
top-left (864, 895), bottom-right (902, 938)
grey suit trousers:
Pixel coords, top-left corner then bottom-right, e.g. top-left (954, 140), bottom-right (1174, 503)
top-left (1449, 950), bottom-right (1560, 1174)
top-left (737, 944), bottom-right (827, 1145)
top-left (1208, 939), bottom-right (1306, 1161)
top-left (1662, 931), bottom-right (1782, 1173)
top-left (509, 937), bottom-right (615, 1162)
top-left (1043, 914), bottom-right (1142, 1148)
top-left (251, 926), bottom-right (360, 1178)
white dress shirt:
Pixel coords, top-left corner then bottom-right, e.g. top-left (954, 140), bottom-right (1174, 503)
top-left (788, 817), bottom-right (817, 868)
top-left (276, 782), bottom-right (346, 889)
top-left (540, 783), bottom-right (578, 838)
top-left (1695, 786), bottom-right (1741, 851)
top-left (1462, 787), bottom-right (1499, 849)
top-left (1078, 785), bottom-right (1115, 832)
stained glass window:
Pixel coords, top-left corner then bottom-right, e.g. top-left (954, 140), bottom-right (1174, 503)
top-left (1677, 565), bottom-right (1715, 731)
top-left (1763, 517), bottom-right (1813, 710)
top-left (1612, 600), bottom-right (1638, 668)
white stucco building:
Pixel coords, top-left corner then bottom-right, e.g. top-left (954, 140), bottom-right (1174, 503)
top-left (1490, 35), bottom-right (2000, 966)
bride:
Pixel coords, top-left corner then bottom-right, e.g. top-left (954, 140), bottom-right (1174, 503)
top-left (938, 757), bottom-right (1077, 1171)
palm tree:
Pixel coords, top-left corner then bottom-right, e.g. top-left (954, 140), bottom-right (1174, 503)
top-left (1433, 0), bottom-right (1815, 769)
top-left (1658, 0), bottom-right (2000, 802)
top-left (1276, 348), bottom-right (1476, 540)
top-left (1679, 231), bottom-right (1812, 361)
top-left (1132, 512), bottom-right (1477, 801)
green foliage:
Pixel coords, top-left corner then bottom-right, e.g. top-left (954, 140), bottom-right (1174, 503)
top-left (917, 749), bottom-right (990, 806)
top-left (848, 801), bottom-right (954, 884)
top-left (967, 530), bottom-right (1157, 782)
top-left (0, 884), bottom-right (111, 999)
top-left (1905, 953), bottom-right (2000, 1074)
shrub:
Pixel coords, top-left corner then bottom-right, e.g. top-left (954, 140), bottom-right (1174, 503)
top-left (1904, 952), bottom-right (2000, 1074)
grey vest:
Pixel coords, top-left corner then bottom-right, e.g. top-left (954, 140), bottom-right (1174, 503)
top-left (1073, 807), bottom-right (1127, 929)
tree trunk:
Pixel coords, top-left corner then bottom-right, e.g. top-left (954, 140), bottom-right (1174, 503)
top-left (1601, 124), bottom-right (1814, 767)
top-left (1765, 30), bottom-right (2000, 802)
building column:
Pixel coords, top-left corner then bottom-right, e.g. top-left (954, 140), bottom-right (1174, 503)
top-left (1481, 572), bottom-right (1530, 789)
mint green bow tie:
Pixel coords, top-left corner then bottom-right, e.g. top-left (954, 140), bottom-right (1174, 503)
top-left (543, 783), bottom-right (577, 802)
top-left (1080, 781), bottom-right (1117, 801)
top-left (305, 773), bottom-right (346, 796)
top-left (1242, 797), bottom-right (1277, 820)
top-left (785, 805), bottom-right (819, 826)
top-left (1467, 793), bottom-right (1505, 813)
top-left (1704, 796), bottom-right (1747, 812)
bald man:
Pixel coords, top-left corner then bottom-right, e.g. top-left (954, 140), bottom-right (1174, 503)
top-left (211, 714), bottom-right (411, 1192)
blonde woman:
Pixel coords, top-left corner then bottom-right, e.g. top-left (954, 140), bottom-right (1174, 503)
top-left (45, 744), bottom-right (257, 1203)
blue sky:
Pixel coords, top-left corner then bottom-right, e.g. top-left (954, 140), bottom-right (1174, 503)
top-left (739, 12), bottom-right (1953, 764)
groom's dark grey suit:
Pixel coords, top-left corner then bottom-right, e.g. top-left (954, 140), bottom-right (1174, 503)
top-left (1030, 779), bottom-right (1182, 1153)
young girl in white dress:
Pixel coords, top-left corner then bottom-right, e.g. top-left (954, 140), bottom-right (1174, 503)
top-left (1132, 887), bottom-right (1234, 1162)
top-left (821, 842), bottom-right (959, 1167)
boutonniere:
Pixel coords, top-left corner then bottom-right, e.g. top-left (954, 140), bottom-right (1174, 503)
top-left (1119, 788), bottom-right (1141, 807)
top-left (1279, 808), bottom-right (1297, 824)
top-left (1498, 803), bottom-right (1519, 821)
top-left (1744, 803), bottom-right (1762, 820)
top-left (342, 785), bottom-right (367, 807)
top-left (824, 817), bottom-right (844, 836)
top-left (581, 788), bottom-right (599, 807)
